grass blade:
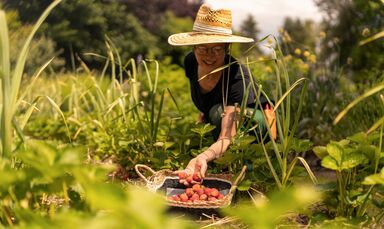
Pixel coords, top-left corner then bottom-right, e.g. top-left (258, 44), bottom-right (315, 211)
top-left (333, 83), bottom-right (384, 125)
top-left (45, 96), bottom-right (71, 142)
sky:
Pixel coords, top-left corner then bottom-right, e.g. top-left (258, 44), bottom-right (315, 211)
top-left (203, 0), bottom-right (323, 38)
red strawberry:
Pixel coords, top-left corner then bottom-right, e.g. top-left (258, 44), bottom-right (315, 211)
top-left (186, 176), bottom-right (193, 184)
top-left (192, 184), bottom-right (201, 192)
top-left (199, 194), bottom-right (208, 200)
top-left (208, 196), bottom-right (217, 201)
top-left (210, 188), bottom-right (219, 197)
top-left (196, 188), bottom-right (204, 195)
top-left (204, 188), bottom-right (212, 196)
top-left (190, 193), bottom-right (199, 201)
top-left (178, 172), bottom-right (187, 180)
top-left (179, 193), bottom-right (188, 202)
top-left (192, 173), bottom-right (202, 182)
top-left (185, 188), bottom-right (194, 197)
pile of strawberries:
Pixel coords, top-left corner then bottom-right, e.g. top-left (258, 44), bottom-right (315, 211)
top-left (167, 172), bottom-right (225, 203)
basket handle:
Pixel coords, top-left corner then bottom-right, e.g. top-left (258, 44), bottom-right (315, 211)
top-left (229, 165), bottom-right (247, 195)
top-left (134, 164), bottom-right (156, 184)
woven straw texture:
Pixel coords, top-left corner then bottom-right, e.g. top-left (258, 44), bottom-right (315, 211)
top-left (135, 164), bottom-right (246, 209)
top-left (168, 4), bottom-right (253, 46)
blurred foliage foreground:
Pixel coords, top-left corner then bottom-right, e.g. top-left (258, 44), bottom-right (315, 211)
top-left (1, 1), bottom-right (384, 228)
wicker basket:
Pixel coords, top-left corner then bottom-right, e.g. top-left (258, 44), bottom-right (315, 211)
top-left (134, 164), bottom-right (247, 209)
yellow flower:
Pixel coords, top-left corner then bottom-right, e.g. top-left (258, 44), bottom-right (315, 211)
top-left (362, 28), bottom-right (370, 37)
top-left (284, 54), bottom-right (292, 61)
top-left (319, 31), bottom-right (326, 38)
top-left (309, 54), bottom-right (316, 63)
top-left (294, 48), bottom-right (302, 55)
top-left (303, 51), bottom-right (310, 57)
top-left (265, 66), bottom-right (273, 73)
top-left (267, 37), bottom-right (274, 45)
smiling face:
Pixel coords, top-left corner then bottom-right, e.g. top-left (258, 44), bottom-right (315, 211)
top-left (194, 43), bottom-right (226, 74)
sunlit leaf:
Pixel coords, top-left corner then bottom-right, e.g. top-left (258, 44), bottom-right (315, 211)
top-left (321, 156), bottom-right (339, 171)
top-left (313, 146), bottom-right (328, 159)
top-left (237, 179), bottom-right (253, 191)
top-left (327, 143), bottom-right (344, 165)
top-left (340, 151), bottom-right (367, 170)
top-left (363, 168), bottom-right (384, 185)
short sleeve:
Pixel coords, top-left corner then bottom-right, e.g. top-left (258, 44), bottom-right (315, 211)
top-left (226, 65), bottom-right (255, 106)
top-left (183, 52), bottom-right (195, 80)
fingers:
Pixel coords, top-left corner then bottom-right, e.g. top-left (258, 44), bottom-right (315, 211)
top-left (196, 157), bottom-right (208, 178)
top-left (200, 163), bottom-right (207, 178)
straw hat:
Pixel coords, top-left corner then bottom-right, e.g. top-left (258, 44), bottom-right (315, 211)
top-left (168, 4), bottom-right (254, 46)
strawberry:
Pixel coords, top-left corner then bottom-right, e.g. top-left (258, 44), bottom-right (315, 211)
top-left (178, 172), bottom-right (187, 180)
top-left (210, 188), bottom-right (219, 197)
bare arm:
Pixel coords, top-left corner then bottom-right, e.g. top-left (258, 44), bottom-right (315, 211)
top-left (180, 106), bottom-right (237, 181)
top-left (200, 105), bottom-right (236, 161)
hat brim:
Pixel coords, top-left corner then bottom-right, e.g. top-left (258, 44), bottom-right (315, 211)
top-left (168, 32), bottom-right (254, 46)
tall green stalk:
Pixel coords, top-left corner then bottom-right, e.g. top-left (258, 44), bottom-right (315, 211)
top-left (0, 1), bottom-right (61, 157)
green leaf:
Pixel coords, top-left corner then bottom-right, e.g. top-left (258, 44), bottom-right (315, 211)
top-left (313, 146), bottom-right (328, 159)
top-left (215, 152), bottom-right (239, 164)
top-left (237, 179), bottom-right (253, 191)
top-left (290, 138), bottom-right (313, 153)
top-left (231, 135), bottom-right (257, 151)
top-left (347, 132), bottom-right (368, 144)
top-left (363, 168), bottom-right (384, 185)
top-left (191, 123), bottom-right (216, 136)
top-left (321, 156), bottom-right (340, 171)
top-left (359, 144), bottom-right (377, 162)
top-left (340, 151), bottom-right (367, 170)
top-left (327, 142), bottom-right (344, 165)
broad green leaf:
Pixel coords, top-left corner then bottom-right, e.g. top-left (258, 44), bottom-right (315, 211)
top-left (237, 179), bottom-right (253, 191)
top-left (338, 139), bottom-right (350, 146)
top-left (215, 151), bottom-right (239, 164)
top-left (231, 135), bottom-right (257, 151)
top-left (363, 168), bottom-right (384, 185)
top-left (359, 144), bottom-right (377, 162)
top-left (321, 156), bottom-right (340, 171)
top-left (85, 183), bottom-right (127, 211)
top-left (327, 142), bottom-right (344, 165)
top-left (313, 146), bottom-right (328, 159)
top-left (290, 138), bottom-right (312, 153)
top-left (341, 151), bottom-right (367, 170)
top-left (347, 132), bottom-right (368, 144)
top-left (191, 123), bottom-right (216, 136)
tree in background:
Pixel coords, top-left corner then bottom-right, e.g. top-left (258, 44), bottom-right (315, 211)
top-left (121, 0), bottom-right (201, 32)
top-left (280, 17), bottom-right (317, 56)
top-left (2, 0), bottom-right (201, 69)
top-left (314, 0), bottom-right (384, 85)
top-left (238, 14), bottom-right (261, 56)
top-left (158, 11), bottom-right (193, 65)
top-left (5, 9), bottom-right (65, 75)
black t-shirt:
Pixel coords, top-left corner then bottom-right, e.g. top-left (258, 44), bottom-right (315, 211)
top-left (184, 52), bottom-right (266, 119)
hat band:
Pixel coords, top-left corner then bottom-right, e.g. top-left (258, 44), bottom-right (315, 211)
top-left (193, 22), bottom-right (232, 35)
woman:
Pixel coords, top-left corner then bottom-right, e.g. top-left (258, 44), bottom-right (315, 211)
top-left (168, 4), bottom-right (276, 185)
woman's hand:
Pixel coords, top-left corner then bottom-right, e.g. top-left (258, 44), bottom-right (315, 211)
top-left (264, 104), bottom-right (277, 140)
top-left (176, 154), bottom-right (210, 186)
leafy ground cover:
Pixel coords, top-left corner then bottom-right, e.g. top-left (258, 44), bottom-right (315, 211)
top-left (1, 1), bottom-right (383, 228)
